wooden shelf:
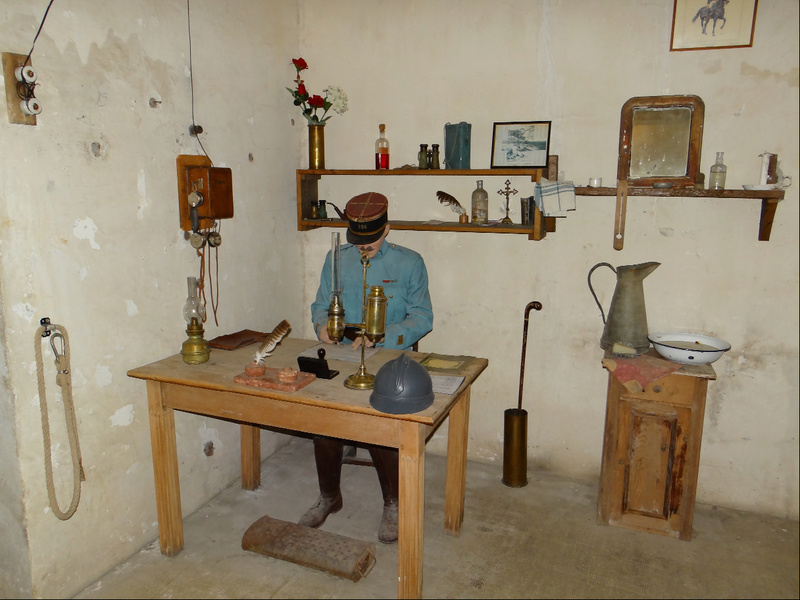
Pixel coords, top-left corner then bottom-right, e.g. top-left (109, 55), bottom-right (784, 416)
top-left (574, 185), bottom-right (785, 248)
top-left (296, 164), bottom-right (558, 240)
top-left (298, 168), bottom-right (544, 177)
top-left (297, 217), bottom-right (535, 235)
top-left (295, 163), bottom-right (784, 246)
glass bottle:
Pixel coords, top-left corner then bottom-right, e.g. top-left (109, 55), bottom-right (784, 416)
top-left (418, 144), bottom-right (429, 169)
top-left (709, 152), bottom-right (727, 190)
top-left (471, 180), bottom-right (489, 224)
top-left (375, 124), bottom-right (390, 170)
top-left (430, 144), bottom-right (440, 169)
top-left (317, 200), bottom-right (327, 219)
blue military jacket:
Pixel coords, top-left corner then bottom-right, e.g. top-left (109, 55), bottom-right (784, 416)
top-left (311, 242), bottom-right (433, 350)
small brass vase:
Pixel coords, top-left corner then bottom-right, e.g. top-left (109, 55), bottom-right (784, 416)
top-left (308, 124), bottom-right (325, 170)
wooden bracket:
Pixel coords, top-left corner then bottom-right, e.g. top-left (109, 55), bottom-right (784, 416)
top-left (613, 180), bottom-right (629, 251)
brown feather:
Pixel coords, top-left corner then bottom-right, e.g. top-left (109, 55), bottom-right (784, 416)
top-left (436, 190), bottom-right (466, 215)
top-left (253, 320), bottom-right (291, 364)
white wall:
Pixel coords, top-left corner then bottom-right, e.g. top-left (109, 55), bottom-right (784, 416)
top-left (0, 0), bottom-right (797, 597)
top-left (298, 0), bottom-right (798, 518)
top-left (0, 1), bottom-right (302, 597)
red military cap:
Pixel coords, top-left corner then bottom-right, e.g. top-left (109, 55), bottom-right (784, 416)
top-left (345, 192), bottom-right (388, 244)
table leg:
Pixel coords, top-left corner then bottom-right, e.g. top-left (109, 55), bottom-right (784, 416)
top-left (146, 381), bottom-right (183, 556)
top-left (398, 422), bottom-right (425, 600)
top-left (444, 387), bottom-right (470, 534)
top-left (240, 424), bottom-right (261, 490)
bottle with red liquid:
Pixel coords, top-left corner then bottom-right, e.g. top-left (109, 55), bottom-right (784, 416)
top-left (375, 124), bottom-right (389, 170)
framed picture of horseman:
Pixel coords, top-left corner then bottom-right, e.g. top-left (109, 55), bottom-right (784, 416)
top-left (671, 0), bottom-right (758, 51)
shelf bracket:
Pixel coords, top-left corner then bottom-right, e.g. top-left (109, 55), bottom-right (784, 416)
top-left (758, 198), bottom-right (779, 241)
top-left (613, 180), bottom-right (628, 251)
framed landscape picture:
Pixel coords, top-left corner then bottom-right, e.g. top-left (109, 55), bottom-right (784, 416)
top-left (671, 0), bottom-right (758, 51)
top-left (491, 121), bottom-right (551, 169)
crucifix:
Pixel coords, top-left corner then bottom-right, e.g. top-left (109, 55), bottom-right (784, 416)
top-left (497, 179), bottom-right (518, 224)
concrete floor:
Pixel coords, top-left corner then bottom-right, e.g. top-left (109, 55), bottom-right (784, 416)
top-left (73, 436), bottom-right (799, 599)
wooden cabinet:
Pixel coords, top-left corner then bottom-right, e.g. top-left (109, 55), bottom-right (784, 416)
top-left (597, 358), bottom-right (716, 540)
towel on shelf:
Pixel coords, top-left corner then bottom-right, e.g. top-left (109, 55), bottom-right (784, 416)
top-left (534, 178), bottom-right (576, 217)
top-left (601, 352), bottom-right (682, 394)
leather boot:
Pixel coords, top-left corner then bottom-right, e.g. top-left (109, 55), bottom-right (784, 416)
top-left (369, 446), bottom-right (399, 544)
top-left (299, 437), bottom-right (344, 528)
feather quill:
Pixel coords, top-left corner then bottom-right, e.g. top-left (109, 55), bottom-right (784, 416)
top-left (436, 190), bottom-right (466, 215)
top-left (253, 320), bottom-right (291, 364)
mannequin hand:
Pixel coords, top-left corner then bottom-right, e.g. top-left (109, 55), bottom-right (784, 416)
top-left (319, 328), bottom-right (336, 345)
top-left (350, 336), bottom-right (375, 351)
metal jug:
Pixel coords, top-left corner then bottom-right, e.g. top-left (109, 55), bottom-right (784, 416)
top-left (588, 261), bottom-right (660, 356)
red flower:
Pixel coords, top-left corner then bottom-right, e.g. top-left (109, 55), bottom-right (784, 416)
top-left (297, 83), bottom-right (307, 96)
top-left (292, 58), bottom-right (308, 71)
top-left (308, 95), bottom-right (325, 108)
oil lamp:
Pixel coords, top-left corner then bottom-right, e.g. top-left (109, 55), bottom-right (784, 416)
top-left (327, 233), bottom-right (345, 342)
top-left (181, 276), bottom-right (210, 364)
top-left (326, 233), bottom-right (387, 390)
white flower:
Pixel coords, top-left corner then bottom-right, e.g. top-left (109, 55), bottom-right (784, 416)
top-left (324, 86), bottom-right (348, 115)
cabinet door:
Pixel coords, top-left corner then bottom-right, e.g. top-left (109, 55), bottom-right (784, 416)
top-left (616, 397), bottom-right (691, 535)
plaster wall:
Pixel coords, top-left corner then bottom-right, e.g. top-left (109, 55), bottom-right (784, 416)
top-left (0, 0), bottom-right (796, 598)
top-left (0, 1), bottom-right (302, 597)
top-left (297, 0), bottom-right (799, 518)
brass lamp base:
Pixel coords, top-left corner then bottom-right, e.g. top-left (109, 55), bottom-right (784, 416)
top-left (181, 320), bottom-right (210, 365)
top-left (344, 371), bottom-right (375, 390)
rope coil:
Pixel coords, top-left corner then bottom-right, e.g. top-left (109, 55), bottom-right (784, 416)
top-left (34, 321), bottom-right (83, 520)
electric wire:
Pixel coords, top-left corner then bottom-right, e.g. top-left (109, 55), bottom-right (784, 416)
top-left (23, 0), bottom-right (54, 67)
top-left (17, 0), bottom-right (55, 103)
top-left (186, 0), bottom-right (221, 325)
top-left (186, 0), bottom-right (212, 163)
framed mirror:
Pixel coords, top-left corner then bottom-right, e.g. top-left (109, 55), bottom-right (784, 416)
top-left (617, 95), bottom-right (704, 188)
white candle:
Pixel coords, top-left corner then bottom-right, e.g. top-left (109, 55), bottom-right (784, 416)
top-left (759, 153), bottom-right (772, 185)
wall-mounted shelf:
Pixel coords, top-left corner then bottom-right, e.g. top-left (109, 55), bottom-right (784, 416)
top-left (296, 164), bottom-right (558, 240)
top-left (295, 162), bottom-right (784, 248)
top-left (575, 185), bottom-right (785, 249)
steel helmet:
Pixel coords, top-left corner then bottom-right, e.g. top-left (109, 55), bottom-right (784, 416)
top-left (369, 354), bottom-right (435, 415)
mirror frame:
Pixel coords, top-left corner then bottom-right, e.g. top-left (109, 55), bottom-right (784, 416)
top-left (617, 95), bottom-right (705, 188)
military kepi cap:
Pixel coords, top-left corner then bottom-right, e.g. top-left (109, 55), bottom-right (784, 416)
top-left (345, 192), bottom-right (388, 245)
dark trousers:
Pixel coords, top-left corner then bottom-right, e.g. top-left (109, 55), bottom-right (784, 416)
top-left (313, 436), bottom-right (399, 505)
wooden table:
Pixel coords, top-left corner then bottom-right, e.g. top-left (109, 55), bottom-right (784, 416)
top-left (128, 337), bottom-right (488, 599)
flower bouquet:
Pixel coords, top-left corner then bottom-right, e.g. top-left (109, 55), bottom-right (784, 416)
top-left (287, 58), bottom-right (348, 125)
